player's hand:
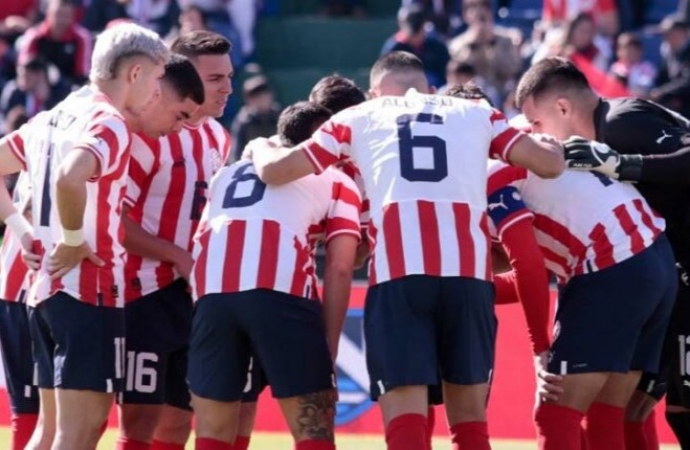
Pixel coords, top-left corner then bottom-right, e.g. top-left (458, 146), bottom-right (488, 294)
top-left (173, 248), bottom-right (194, 282)
top-left (562, 136), bottom-right (639, 180)
top-left (47, 242), bottom-right (104, 280)
top-left (242, 137), bottom-right (277, 161)
top-left (353, 240), bottom-right (370, 270)
top-left (534, 351), bottom-right (564, 403)
top-left (18, 233), bottom-right (41, 271)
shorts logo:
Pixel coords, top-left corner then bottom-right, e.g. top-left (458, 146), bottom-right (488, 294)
top-left (335, 309), bottom-right (374, 425)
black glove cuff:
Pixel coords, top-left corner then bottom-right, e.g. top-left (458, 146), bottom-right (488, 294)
top-left (617, 154), bottom-right (643, 181)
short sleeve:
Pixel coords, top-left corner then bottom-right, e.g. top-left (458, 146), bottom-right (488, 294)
top-left (5, 126), bottom-right (29, 170)
top-left (303, 113), bottom-right (354, 174)
top-left (488, 109), bottom-right (525, 162)
top-left (325, 173), bottom-right (362, 243)
top-left (338, 160), bottom-right (369, 228)
top-left (487, 186), bottom-right (532, 241)
top-left (78, 114), bottom-right (130, 180)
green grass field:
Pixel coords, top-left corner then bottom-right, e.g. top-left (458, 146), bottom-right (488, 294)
top-left (0, 429), bottom-right (678, 449)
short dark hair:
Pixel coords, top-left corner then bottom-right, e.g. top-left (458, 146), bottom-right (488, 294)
top-left (447, 59), bottom-right (476, 77)
top-left (515, 57), bottom-right (591, 108)
top-left (171, 30), bottom-right (231, 59)
top-left (370, 51), bottom-right (425, 82)
top-left (278, 101), bottom-right (333, 147)
top-left (163, 53), bottom-right (205, 105)
top-left (444, 83), bottom-right (495, 107)
top-left (397, 4), bottom-right (426, 34)
top-left (309, 75), bottom-right (366, 114)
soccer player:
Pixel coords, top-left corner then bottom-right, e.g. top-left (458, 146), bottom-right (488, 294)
top-left (0, 22), bottom-right (168, 450)
top-left (117, 31), bottom-right (234, 450)
top-left (0, 173), bottom-right (39, 450)
top-left (114, 53), bottom-right (208, 450)
top-left (188, 99), bottom-right (362, 450)
top-left (516, 56), bottom-right (690, 449)
top-left (246, 51), bottom-right (565, 450)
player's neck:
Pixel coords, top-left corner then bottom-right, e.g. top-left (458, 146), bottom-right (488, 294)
top-left (186, 111), bottom-right (209, 128)
top-left (577, 95), bottom-right (600, 140)
top-left (90, 80), bottom-right (128, 113)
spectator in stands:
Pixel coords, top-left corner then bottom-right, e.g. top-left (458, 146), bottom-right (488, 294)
top-left (542, 0), bottom-right (619, 38)
top-left (227, 0), bottom-right (258, 59)
top-left (0, 57), bottom-right (70, 133)
top-left (17, 0), bottom-right (92, 86)
top-left (381, 3), bottom-right (450, 88)
top-left (650, 15), bottom-right (690, 117)
top-left (0, 0), bottom-right (37, 44)
top-left (230, 75), bottom-right (280, 161)
top-left (81, 0), bottom-right (127, 32)
top-left (609, 32), bottom-right (657, 96)
top-left (118, 0), bottom-right (180, 37)
top-left (560, 12), bottom-right (611, 72)
top-left (448, 0), bottom-right (521, 103)
top-left (437, 59), bottom-right (500, 106)
top-left (656, 14), bottom-right (690, 86)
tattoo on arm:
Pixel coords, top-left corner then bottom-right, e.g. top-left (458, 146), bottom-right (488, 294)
top-left (296, 389), bottom-right (336, 441)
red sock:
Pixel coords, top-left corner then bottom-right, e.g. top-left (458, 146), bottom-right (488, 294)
top-left (295, 441), bottom-right (336, 450)
top-left (426, 406), bottom-right (436, 450)
top-left (151, 440), bottom-right (186, 450)
top-left (196, 437), bottom-right (234, 450)
top-left (643, 410), bottom-right (659, 449)
top-left (581, 425), bottom-right (589, 450)
top-left (534, 402), bottom-right (584, 450)
top-left (116, 437), bottom-right (151, 450)
top-left (584, 402), bottom-right (625, 450)
top-left (624, 420), bottom-right (649, 450)
top-left (449, 421), bottom-right (490, 450)
top-left (234, 435), bottom-right (251, 450)
top-left (385, 413), bottom-right (427, 450)
top-left (11, 413), bottom-right (37, 450)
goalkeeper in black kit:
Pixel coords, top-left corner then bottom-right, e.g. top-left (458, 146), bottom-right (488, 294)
top-left (515, 56), bottom-right (690, 449)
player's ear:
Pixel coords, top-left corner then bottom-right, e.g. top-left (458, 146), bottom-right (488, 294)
top-left (555, 97), bottom-right (571, 117)
top-left (127, 61), bottom-right (143, 84)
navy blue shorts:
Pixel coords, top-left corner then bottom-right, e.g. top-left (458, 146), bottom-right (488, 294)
top-left (188, 289), bottom-right (335, 402)
top-left (0, 295), bottom-right (38, 414)
top-left (548, 235), bottom-right (677, 376)
top-left (364, 275), bottom-right (496, 401)
top-left (241, 356), bottom-right (268, 403)
top-left (28, 292), bottom-right (125, 392)
top-left (119, 279), bottom-right (192, 410)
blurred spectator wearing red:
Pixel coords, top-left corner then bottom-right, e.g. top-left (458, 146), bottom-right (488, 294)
top-left (18, 0), bottom-right (92, 85)
top-left (560, 13), bottom-right (610, 72)
top-left (381, 3), bottom-right (450, 88)
top-left (0, 0), bottom-right (37, 43)
top-left (543, 0), bottom-right (619, 37)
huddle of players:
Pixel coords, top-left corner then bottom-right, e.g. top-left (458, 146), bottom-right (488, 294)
top-left (0, 20), bottom-right (687, 450)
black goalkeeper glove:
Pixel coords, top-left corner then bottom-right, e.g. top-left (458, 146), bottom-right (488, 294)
top-left (563, 136), bottom-right (643, 181)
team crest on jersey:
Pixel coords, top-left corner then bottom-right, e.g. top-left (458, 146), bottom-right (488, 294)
top-left (210, 149), bottom-right (223, 172)
top-left (335, 309), bottom-right (374, 425)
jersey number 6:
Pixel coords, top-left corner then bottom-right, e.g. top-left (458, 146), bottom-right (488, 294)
top-left (397, 113), bottom-right (448, 182)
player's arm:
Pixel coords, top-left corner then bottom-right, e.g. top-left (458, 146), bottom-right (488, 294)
top-left (505, 134), bottom-right (565, 179)
top-left (564, 110), bottom-right (690, 183)
top-left (322, 234), bottom-right (358, 361)
top-left (122, 205), bottom-right (193, 280)
top-left (250, 115), bottom-right (354, 185)
top-left (0, 131), bottom-right (39, 267)
top-left (497, 217), bottom-right (551, 355)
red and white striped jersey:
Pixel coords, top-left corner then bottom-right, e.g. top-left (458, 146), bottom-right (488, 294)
top-left (301, 89), bottom-right (525, 285)
top-left (191, 160), bottom-right (361, 300)
top-left (487, 160), bottom-right (665, 282)
top-left (0, 173), bottom-right (30, 302)
top-left (6, 86), bottom-right (131, 307)
top-left (124, 118), bottom-right (230, 300)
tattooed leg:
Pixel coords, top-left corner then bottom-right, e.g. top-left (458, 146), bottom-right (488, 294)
top-left (279, 389), bottom-right (337, 442)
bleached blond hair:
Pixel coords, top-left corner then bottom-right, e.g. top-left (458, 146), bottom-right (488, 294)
top-left (90, 22), bottom-right (169, 83)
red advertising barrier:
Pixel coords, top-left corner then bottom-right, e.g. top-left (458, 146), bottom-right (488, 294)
top-left (0, 286), bottom-right (674, 443)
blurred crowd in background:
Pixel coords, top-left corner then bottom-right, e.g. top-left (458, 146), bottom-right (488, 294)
top-left (0, 0), bottom-right (688, 155)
